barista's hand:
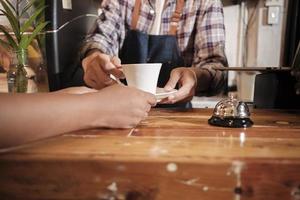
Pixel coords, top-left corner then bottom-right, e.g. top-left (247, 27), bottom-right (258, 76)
top-left (0, 49), bottom-right (10, 71)
top-left (82, 50), bottom-right (124, 90)
top-left (91, 84), bottom-right (156, 128)
top-left (161, 67), bottom-right (197, 104)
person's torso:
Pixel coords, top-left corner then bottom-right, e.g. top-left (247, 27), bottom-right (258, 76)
top-left (119, 0), bottom-right (203, 67)
top-left (149, 0), bottom-right (165, 35)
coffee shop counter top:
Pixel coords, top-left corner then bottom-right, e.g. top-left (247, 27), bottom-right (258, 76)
top-left (1, 108), bottom-right (300, 200)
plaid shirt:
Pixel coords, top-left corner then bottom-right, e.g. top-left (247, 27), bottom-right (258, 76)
top-left (82, 0), bottom-right (228, 96)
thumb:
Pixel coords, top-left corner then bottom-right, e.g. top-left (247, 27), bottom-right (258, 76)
top-left (97, 54), bottom-right (123, 79)
top-left (164, 69), bottom-right (181, 91)
top-left (110, 56), bottom-right (124, 78)
top-left (111, 56), bottom-right (121, 67)
top-left (97, 53), bottom-right (112, 71)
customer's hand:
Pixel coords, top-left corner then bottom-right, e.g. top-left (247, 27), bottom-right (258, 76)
top-left (160, 67), bottom-right (197, 104)
top-left (90, 84), bottom-right (156, 128)
top-left (82, 50), bottom-right (124, 90)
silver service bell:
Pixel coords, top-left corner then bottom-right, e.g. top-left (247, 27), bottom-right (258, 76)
top-left (208, 95), bottom-right (253, 128)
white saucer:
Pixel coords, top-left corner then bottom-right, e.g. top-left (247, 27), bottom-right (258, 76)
top-left (155, 87), bottom-right (178, 101)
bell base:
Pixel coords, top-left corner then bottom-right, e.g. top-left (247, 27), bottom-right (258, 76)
top-left (208, 116), bottom-right (253, 128)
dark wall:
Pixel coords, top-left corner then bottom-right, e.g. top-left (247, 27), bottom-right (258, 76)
top-left (45, 0), bottom-right (100, 91)
top-left (284, 0), bottom-right (300, 66)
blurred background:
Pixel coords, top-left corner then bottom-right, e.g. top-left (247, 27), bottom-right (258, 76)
top-left (223, 0), bottom-right (297, 101)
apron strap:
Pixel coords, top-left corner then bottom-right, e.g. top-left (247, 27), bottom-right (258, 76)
top-left (131, 0), bottom-right (142, 30)
top-left (169, 0), bottom-right (184, 35)
top-left (131, 0), bottom-right (185, 35)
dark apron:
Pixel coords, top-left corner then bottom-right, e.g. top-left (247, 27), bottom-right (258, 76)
top-left (119, 0), bottom-right (191, 108)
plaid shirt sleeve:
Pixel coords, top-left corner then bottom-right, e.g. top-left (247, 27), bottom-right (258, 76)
top-left (193, 0), bottom-right (228, 96)
top-left (80, 0), bottom-right (127, 57)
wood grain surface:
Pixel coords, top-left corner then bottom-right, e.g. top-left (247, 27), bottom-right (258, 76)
top-left (0, 108), bottom-right (300, 200)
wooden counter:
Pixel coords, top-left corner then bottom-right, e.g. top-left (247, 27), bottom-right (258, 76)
top-left (1, 108), bottom-right (300, 200)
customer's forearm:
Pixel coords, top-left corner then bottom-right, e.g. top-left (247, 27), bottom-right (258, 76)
top-left (0, 93), bottom-right (93, 149)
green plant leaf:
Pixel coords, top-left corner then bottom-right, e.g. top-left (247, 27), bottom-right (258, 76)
top-left (19, 34), bottom-right (29, 50)
top-left (33, 3), bottom-right (47, 25)
top-left (20, 0), bottom-right (39, 17)
top-left (0, 1), bottom-right (18, 25)
top-left (1, 0), bottom-right (48, 53)
top-left (0, 9), bottom-right (21, 42)
top-left (3, 0), bottom-right (16, 12)
top-left (20, 5), bottom-right (47, 33)
top-left (21, 21), bottom-right (48, 49)
top-left (0, 1), bottom-right (21, 41)
top-left (0, 8), bottom-right (18, 30)
top-left (0, 24), bottom-right (18, 49)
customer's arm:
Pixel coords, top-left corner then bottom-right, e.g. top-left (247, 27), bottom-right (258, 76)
top-left (80, 0), bottom-right (128, 89)
top-left (0, 85), bottom-right (156, 149)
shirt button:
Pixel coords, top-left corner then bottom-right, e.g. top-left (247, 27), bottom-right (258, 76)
top-left (150, 9), bottom-right (155, 14)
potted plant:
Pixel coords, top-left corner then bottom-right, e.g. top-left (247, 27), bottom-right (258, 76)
top-left (0, 0), bottom-right (48, 93)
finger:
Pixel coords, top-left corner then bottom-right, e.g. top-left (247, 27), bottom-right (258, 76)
top-left (144, 103), bottom-right (151, 112)
top-left (148, 94), bottom-right (157, 106)
top-left (167, 84), bottom-right (193, 103)
top-left (84, 71), bottom-right (99, 89)
top-left (141, 92), bottom-right (157, 106)
top-left (111, 56), bottom-right (121, 67)
top-left (95, 54), bottom-right (124, 79)
top-left (82, 55), bottom-right (94, 73)
top-left (97, 53), bottom-right (117, 71)
top-left (87, 64), bottom-right (105, 87)
top-left (164, 69), bottom-right (181, 91)
top-left (86, 78), bottom-right (99, 90)
top-left (110, 56), bottom-right (125, 78)
top-left (108, 68), bottom-right (124, 79)
top-left (90, 61), bottom-right (118, 87)
top-left (82, 53), bottom-right (102, 74)
top-left (92, 63), bottom-right (113, 85)
top-left (157, 97), bottom-right (169, 104)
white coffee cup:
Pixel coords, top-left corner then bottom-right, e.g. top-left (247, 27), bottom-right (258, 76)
top-left (122, 63), bottom-right (162, 94)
